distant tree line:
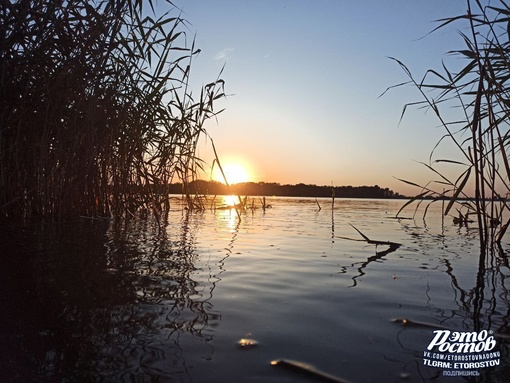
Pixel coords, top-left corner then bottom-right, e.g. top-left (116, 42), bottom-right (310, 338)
top-left (166, 180), bottom-right (406, 199)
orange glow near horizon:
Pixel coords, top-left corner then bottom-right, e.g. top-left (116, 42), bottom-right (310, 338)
top-left (213, 160), bottom-right (251, 185)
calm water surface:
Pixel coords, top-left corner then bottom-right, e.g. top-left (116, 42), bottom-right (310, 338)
top-left (1, 197), bottom-right (509, 382)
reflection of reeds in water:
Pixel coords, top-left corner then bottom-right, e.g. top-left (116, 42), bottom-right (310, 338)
top-left (379, 204), bottom-right (510, 378)
top-left (386, 1), bottom-right (510, 248)
top-left (337, 224), bottom-right (402, 287)
top-left (79, 210), bottom-right (224, 380)
top-left (0, 1), bottom-right (225, 221)
top-left (0, 201), bottom-right (232, 381)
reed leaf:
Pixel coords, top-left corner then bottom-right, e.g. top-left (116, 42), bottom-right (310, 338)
top-left (390, 0), bottom-right (510, 246)
top-left (0, 0), bottom-right (225, 220)
top-left (444, 167), bottom-right (472, 216)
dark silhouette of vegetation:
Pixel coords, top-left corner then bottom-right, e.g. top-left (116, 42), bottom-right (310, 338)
top-left (386, 0), bottom-right (510, 246)
top-left (166, 180), bottom-right (405, 199)
top-left (0, 0), bottom-right (225, 221)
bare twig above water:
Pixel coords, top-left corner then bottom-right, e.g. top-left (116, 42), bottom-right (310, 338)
top-left (345, 224), bottom-right (402, 250)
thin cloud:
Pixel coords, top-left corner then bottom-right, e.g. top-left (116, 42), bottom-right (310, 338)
top-left (214, 48), bottom-right (234, 61)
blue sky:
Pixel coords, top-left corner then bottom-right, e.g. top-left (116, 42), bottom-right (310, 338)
top-left (165, 0), bottom-right (470, 195)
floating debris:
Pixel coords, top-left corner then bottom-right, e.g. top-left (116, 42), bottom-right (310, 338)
top-left (271, 359), bottom-right (351, 383)
top-left (392, 318), bottom-right (449, 330)
top-left (237, 338), bottom-right (258, 349)
top-left (393, 318), bottom-right (510, 340)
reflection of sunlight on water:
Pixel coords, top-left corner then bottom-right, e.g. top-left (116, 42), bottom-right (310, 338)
top-left (227, 211), bottom-right (239, 231)
top-left (6, 197), bottom-right (510, 383)
top-left (216, 207), bottom-right (240, 232)
top-left (214, 195), bottom-right (241, 232)
top-left (220, 194), bottom-right (240, 207)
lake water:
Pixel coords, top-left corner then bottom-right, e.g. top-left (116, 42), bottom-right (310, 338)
top-left (1, 196), bottom-right (509, 382)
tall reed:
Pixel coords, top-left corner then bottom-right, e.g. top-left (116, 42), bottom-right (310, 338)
top-left (0, 0), bottom-right (225, 221)
top-left (387, 0), bottom-right (510, 247)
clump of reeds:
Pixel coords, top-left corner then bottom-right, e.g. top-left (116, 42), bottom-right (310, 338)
top-left (386, 0), bottom-right (510, 247)
top-left (0, 0), bottom-right (225, 221)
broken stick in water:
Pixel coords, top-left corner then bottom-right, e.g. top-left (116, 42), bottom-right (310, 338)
top-left (349, 224), bottom-right (401, 249)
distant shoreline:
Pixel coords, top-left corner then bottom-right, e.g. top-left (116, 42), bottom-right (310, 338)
top-left (168, 180), bottom-right (408, 199)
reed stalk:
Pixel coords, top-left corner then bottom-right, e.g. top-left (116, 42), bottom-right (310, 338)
top-left (0, 0), bottom-right (225, 221)
top-left (386, 0), bottom-right (510, 247)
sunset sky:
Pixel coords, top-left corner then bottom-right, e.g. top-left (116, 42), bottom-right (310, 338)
top-left (168, 0), bottom-right (470, 195)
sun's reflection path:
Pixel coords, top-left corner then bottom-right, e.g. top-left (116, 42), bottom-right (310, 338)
top-left (331, 201), bottom-right (335, 245)
top-left (199, 208), bottom-right (240, 303)
top-left (211, 207), bottom-right (241, 276)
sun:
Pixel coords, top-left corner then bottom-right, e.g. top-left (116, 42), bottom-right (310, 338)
top-left (213, 161), bottom-right (250, 184)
